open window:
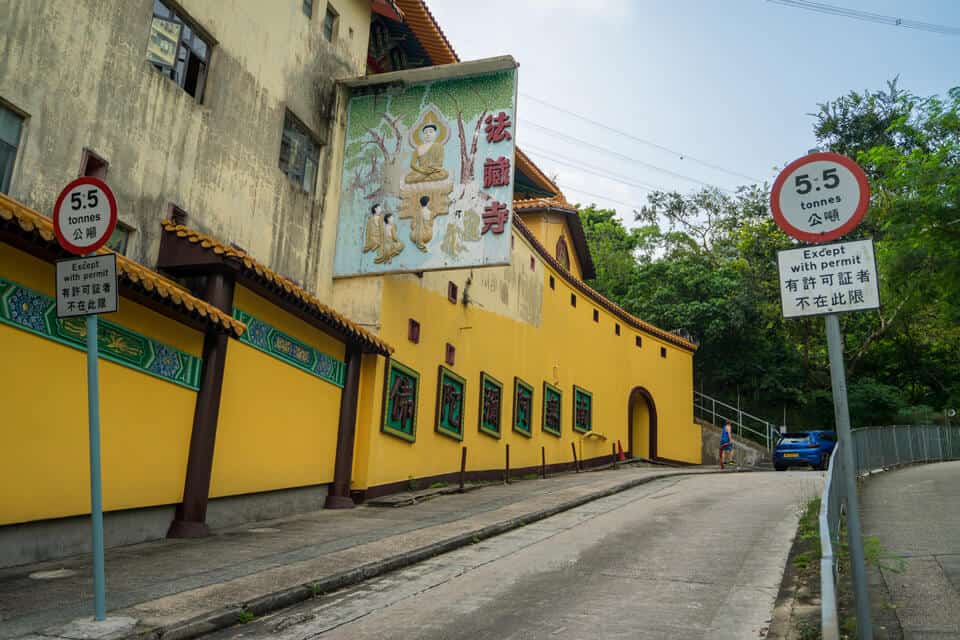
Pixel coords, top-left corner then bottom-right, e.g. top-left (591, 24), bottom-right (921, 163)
top-left (0, 103), bottom-right (23, 194)
top-left (147, 0), bottom-right (212, 102)
top-left (323, 4), bottom-right (339, 42)
top-left (279, 111), bottom-right (321, 193)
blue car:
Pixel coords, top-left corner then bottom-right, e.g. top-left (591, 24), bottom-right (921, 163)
top-left (773, 430), bottom-right (837, 471)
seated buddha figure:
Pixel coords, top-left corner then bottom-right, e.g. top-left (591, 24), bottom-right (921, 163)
top-left (405, 110), bottom-right (449, 184)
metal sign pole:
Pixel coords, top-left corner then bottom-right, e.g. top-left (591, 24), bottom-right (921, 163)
top-left (85, 300), bottom-right (106, 621)
top-left (824, 314), bottom-right (871, 639)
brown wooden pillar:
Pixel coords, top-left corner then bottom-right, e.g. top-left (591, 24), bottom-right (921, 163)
top-left (324, 344), bottom-right (362, 509)
top-left (168, 273), bottom-right (234, 538)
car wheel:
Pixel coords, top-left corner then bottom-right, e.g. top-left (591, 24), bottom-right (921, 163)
top-left (818, 452), bottom-right (830, 471)
top-left (774, 464), bottom-right (787, 472)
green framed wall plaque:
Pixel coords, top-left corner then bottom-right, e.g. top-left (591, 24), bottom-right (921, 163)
top-left (381, 359), bottom-right (419, 442)
top-left (478, 372), bottom-right (503, 439)
top-left (435, 366), bottom-right (466, 441)
top-left (512, 377), bottom-right (534, 437)
top-left (542, 381), bottom-right (562, 436)
top-left (573, 385), bottom-right (593, 433)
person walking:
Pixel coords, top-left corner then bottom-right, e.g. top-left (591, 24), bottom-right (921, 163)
top-left (719, 421), bottom-right (733, 469)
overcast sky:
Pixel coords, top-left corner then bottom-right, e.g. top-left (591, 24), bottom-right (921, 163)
top-left (427, 0), bottom-right (959, 225)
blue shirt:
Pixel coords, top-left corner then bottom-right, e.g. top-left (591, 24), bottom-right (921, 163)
top-left (720, 427), bottom-right (731, 445)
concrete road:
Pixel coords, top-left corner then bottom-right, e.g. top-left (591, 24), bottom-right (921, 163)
top-left (861, 461), bottom-right (960, 638)
top-left (206, 472), bottom-right (822, 640)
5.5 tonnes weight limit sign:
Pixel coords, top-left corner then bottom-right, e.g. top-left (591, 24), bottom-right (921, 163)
top-left (771, 152), bottom-right (869, 243)
top-left (53, 176), bottom-right (118, 255)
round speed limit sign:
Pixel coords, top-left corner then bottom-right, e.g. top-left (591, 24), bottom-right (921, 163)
top-left (770, 152), bottom-right (869, 243)
top-left (53, 176), bottom-right (118, 255)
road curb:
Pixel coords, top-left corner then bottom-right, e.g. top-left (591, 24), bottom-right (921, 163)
top-left (121, 469), bottom-right (713, 640)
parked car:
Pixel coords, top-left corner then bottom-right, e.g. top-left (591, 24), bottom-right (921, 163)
top-left (773, 430), bottom-right (837, 471)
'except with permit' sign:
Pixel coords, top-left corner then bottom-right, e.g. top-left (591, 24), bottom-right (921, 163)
top-left (55, 254), bottom-right (119, 318)
top-left (777, 239), bottom-right (880, 319)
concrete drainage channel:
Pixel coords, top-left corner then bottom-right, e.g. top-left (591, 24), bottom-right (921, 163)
top-left (122, 468), bottom-right (718, 640)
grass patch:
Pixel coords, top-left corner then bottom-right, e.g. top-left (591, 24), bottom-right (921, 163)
top-left (238, 610), bottom-right (256, 623)
top-left (428, 481), bottom-right (449, 489)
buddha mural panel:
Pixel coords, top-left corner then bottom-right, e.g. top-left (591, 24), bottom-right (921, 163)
top-left (334, 60), bottom-right (518, 276)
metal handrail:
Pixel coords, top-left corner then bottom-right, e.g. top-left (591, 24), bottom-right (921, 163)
top-left (693, 391), bottom-right (776, 449)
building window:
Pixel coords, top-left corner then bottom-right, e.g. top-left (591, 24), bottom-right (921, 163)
top-left (593, 309), bottom-right (599, 323)
top-left (447, 281), bottom-right (458, 303)
top-left (549, 275), bottom-right (555, 290)
top-left (169, 204), bottom-right (189, 226)
top-left (615, 323), bottom-right (621, 336)
top-left (80, 148), bottom-right (108, 180)
top-left (78, 149), bottom-right (129, 252)
top-left (556, 236), bottom-right (570, 271)
top-left (279, 111), bottom-right (321, 193)
top-left (661, 347), bottom-right (667, 358)
top-left (147, 0), bottom-right (212, 102)
top-left (635, 336), bottom-right (642, 348)
top-left (445, 343), bottom-right (455, 366)
top-left (323, 4), bottom-right (338, 42)
top-left (106, 222), bottom-right (133, 255)
top-left (303, 0), bottom-right (313, 18)
top-left (408, 318), bottom-right (420, 344)
top-left (570, 293), bottom-right (576, 307)
top-left (0, 104), bottom-right (23, 194)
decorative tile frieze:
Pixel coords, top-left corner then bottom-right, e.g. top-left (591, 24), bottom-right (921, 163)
top-left (0, 276), bottom-right (201, 389)
top-left (233, 308), bottom-right (345, 388)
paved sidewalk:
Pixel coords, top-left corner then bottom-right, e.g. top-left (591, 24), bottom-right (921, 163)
top-left (0, 463), bottom-right (714, 640)
top-left (861, 460), bottom-right (960, 639)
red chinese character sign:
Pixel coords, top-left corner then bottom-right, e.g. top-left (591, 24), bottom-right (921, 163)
top-left (770, 152), bottom-right (869, 243)
top-left (334, 57), bottom-right (518, 276)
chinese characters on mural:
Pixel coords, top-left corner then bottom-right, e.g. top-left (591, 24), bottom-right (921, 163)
top-left (390, 375), bottom-right (416, 431)
top-left (514, 380), bottom-right (533, 434)
top-left (437, 368), bottom-right (465, 438)
top-left (480, 375), bottom-right (502, 435)
top-left (574, 388), bottom-right (592, 432)
top-left (543, 384), bottom-right (561, 434)
top-left (383, 362), bottom-right (419, 440)
top-left (335, 63), bottom-right (518, 276)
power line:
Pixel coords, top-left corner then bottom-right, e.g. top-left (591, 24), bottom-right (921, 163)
top-left (523, 142), bottom-right (735, 195)
top-left (555, 184), bottom-right (647, 213)
top-left (523, 122), bottom-right (729, 190)
top-left (522, 145), bottom-right (666, 194)
top-left (520, 93), bottom-right (763, 183)
top-left (768, 0), bottom-right (960, 36)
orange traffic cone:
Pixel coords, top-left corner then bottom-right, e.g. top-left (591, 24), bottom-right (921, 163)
top-left (617, 440), bottom-right (626, 461)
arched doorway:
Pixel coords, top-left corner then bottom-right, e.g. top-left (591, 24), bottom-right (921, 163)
top-left (627, 387), bottom-right (658, 460)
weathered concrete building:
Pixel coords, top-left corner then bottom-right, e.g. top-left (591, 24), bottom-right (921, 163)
top-left (1, 0), bottom-right (368, 290)
top-left (0, 0), bottom-right (700, 569)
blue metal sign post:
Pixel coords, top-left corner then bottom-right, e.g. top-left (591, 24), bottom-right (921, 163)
top-left (52, 177), bottom-right (119, 623)
top-left (85, 306), bottom-right (106, 620)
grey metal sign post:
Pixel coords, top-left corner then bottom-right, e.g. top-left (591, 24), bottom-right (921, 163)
top-left (771, 152), bottom-right (875, 640)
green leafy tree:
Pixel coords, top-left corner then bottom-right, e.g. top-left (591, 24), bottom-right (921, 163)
top-left (578, 80), bottom-right (960, 427)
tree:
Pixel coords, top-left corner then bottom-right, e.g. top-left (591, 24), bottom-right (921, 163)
top-left (577, 81), bottom-right (960, 426)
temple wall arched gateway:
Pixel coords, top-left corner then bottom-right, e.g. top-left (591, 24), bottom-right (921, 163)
top-left (338, 222), bottom-right (701, 499)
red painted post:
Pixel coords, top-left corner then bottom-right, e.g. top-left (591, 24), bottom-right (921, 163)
top-left (541, 446), bottom-right (547, 479)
